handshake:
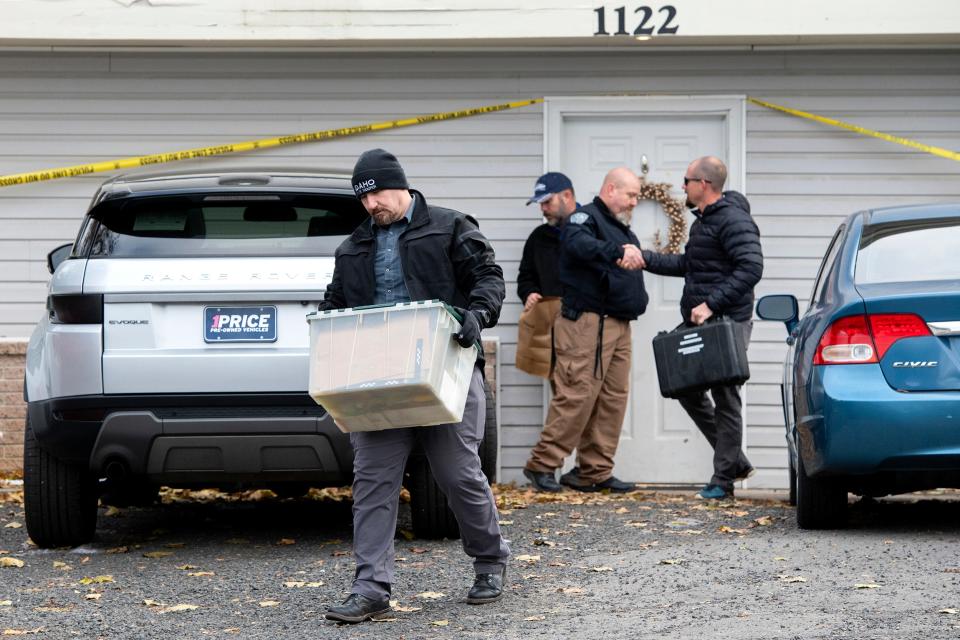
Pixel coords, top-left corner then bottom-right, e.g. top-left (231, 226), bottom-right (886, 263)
top-left (616, 244), bottom-right (645, 271)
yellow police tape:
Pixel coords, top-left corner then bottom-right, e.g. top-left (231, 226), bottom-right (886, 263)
top-left (0, 98), bottom-right (544, 189)
top-left (747, 97), bottom-right (960, 163)
top-left (4, 95), bottom-right (955, 189)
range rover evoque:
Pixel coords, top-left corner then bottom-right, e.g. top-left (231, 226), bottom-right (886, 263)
top-left (24, 167), bottom-right (497, 548)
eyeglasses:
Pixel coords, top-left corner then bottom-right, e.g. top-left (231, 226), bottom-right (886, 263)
top-left (683, 177), bottom-right (712, 185)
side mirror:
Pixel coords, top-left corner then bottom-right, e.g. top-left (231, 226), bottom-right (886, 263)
top-left (46, 243), bottom-right (73, 275)
top-left (756, 294), bottom-right (800, 335)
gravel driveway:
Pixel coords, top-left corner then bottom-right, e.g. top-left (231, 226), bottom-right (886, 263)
top-left (1, 482), bottom-right (959, 639)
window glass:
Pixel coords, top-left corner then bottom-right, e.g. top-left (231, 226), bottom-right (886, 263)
top-left (856, 216), bottom-right (960, 284)
top-left (87, 193), bottom-right (367, 257)
top-left (808, 226), bottom-right (844, 309)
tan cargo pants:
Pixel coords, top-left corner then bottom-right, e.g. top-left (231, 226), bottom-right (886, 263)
top-left (525, 311), bottom-right (631, 484)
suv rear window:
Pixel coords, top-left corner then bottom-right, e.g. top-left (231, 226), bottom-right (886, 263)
top-left (85, 193), bottom-right (367, 257)
top-left (855, 216), bottom-right (960, 284)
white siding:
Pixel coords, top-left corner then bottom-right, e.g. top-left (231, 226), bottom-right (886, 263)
top-left (1, 49), bottom-right (958, 487)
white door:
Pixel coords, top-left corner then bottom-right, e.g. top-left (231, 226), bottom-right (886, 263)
top-left (545, 96), bottom-right (745, 484)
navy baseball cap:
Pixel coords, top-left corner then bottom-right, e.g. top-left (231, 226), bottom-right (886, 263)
top-left (526, 172), bottom-right (573, 205)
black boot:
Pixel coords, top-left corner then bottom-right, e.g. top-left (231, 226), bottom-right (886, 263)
top-left (324, 593), bottom-right (390, 623)
top-left (523, 468), bottom-right (562, 492)
top-left (466, 566), bottom-right (507, 604)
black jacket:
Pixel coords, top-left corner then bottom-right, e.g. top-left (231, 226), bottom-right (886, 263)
top-left (642, 190), bottom-right (763, 323)
top-left (319, 190), bottom-right (506, 360)
top-left (559, 197), bottom-right (649, 321)
top-left (517, 223), bottom-right (562, 302)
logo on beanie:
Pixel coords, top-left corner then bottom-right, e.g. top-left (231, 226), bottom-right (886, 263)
top-left (354, 179), bottom-right (377, 195)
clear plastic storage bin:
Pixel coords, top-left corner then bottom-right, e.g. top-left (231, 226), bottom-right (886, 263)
top-left (306, 301), bottom-right (478, 432)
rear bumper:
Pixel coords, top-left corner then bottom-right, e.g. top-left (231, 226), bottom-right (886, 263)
top-left (28, 393), bottom-right (353, 484)
top-left (798, 365), bottom-right (960, 476)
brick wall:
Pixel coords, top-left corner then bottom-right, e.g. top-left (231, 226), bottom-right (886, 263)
top-left (0, 340), bottom-right (26, 475)
top-left (0, 339), bottom-right (497, 476)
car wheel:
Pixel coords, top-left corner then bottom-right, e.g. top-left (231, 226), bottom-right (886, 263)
top-left (407, 458), bottom-right (460, 540)
top-left (480, 379), bottom-right (498, 484)
top-left (23, 413), bottom-right (99, 548)
top-left (788, 452), bottom-right (798, 507)
top-left (795, 453), bottom-right (847, 529)
top-left (408, 380), bottom-right (498, 540)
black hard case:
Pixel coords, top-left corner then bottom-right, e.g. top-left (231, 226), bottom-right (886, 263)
top-left (652, 318), bottom-right (750, 398)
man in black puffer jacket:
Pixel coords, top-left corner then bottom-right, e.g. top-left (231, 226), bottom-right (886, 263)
top-left (641, 156), bottom-right (763, 500)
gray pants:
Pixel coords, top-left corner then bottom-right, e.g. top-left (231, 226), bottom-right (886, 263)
top-left (677, 321), bottom-right (753, 491)
top-left (348, 368), bottom-right (510, 602)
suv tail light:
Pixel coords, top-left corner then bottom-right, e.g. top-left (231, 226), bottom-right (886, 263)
top-left (814, 313), bottom-right (930, 365)
top-left (48, 293), bottom-right (103, 324)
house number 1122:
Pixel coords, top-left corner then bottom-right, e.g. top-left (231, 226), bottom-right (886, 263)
top-left (593, 5), bottom-right (680, 36)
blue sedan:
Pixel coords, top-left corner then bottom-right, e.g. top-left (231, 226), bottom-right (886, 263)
top-left (757, 204), bottom-right (960, 529)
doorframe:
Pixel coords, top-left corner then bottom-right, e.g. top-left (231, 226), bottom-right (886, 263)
top-left (540, 95), bottom-right (751, 485)
top-left (543, 95), bottom-right (746, 194)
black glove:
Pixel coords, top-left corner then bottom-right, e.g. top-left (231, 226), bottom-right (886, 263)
top-left (455, 309), bottom-right (483, 348)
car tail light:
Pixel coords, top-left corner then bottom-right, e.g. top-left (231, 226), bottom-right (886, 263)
top-left (868, 313), bottom-right (931, 359)
top-left (814, 315), bottom-right (877, 365)
top-left (48, 293), bottom-right (103, 324)
top-left (814, 313), bottom-right (932, 365)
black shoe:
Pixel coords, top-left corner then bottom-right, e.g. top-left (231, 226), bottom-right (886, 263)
top-left (559, 466), bottom-right (581, 488)
top-left (523, 468), bottom-right (562, 493)
top-left (569, 474), bottom-right (636, 493)
top-left (466, 566), bottom-right (507, 604)
top-left (324, 593), bottom-right (390, 624)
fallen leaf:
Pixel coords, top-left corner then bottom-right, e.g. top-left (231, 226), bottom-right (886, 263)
top-left (430, 620), bottom-right (449, 627)
top-left (660, 559), bottom-right (684, 565)
top-left (524, 615), bottom-right (546, 621)
top-left (372, 617), bottom-right (398, 623)
top-left (106, 547), bottom-right (129, 555)
top-left (779, 575), bottom-right (807, 583)
top-left (143, 551), bottom-right (172, 559)
top-left (176, 564), bottom-right (198, 570)
top-left (754, 516), bottom-right (774, 526)
top-left (391, 603), bottom-right (422, 613)
top-left (499, 520), bottom-right (514, 526)
top-left (719, 526), bottom-right (748, 535)
top-left (416, 592), bottom-right (445, 600)
top-left (399, 529), bottom-right (415, 541)
top-left (143, 599), bottom-right (164, 607)
top-left (614, 507), bottom-right (629, 514)
top-left (854, 583), bottom-right (881, 589)
top-left (0, 602), bottom-right (11, 607)
top-left (103, 506), bottom-right (121, 517)
top-left (2, 523), bottom-right (21, 529)
top-left (225, 539), bottom-right (249, 545)
top-left (773, 557), bottom-right (788, 561)
top-left (164, 543), bottom-right (186, 549)
top-left (516, 555), bottom-right (540, 563)
top-left (83, 594), bottom-right (101, 601)
top-left (938, 608), bottom-right (958, 615)
top-left (187, 572), bottom-right (214, 577)
top-left (160, 604), bottom-right (199, 613)
top-left (331, 550), bottom-right (350, 557)
top-left (35, 605), bottom-right (73, 613)
top-left (409, 547), bottom-right (428, 554)
top-left (547, 561), bottom-right (567, 567)
top-left (2, 629), bottom-right (44, 636)
top-left (276, 538), bottom-right (296, 546)
top-left (558, 587), bottom-right (585, 595)
top-left (259, 601), bottom-right (280, 608)
top-left (78, 576), bottom-right (114, 585)
top-left (52, 562), bottom-right (71, 571)
top-left (0, 559), bottom-right (24, 569)
top-left (590, 566), bottom-right (613, 573)
top-left (625, 521), bottom-right (648, 528)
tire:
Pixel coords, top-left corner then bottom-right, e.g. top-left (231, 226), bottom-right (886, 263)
top-left (23, 414), bottom-right (99, 548)
top-left (788, 452), bottom-right (798, 507)
top-left (408, 380), bottom-right (498, 539)
top-left (796, 453), bottom-right (847, 529)
top-left (407, 458), bottom-right (460, 540)
top-left (480, 380), bottom-right (498, 484)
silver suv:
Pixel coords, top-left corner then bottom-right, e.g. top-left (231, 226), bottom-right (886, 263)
top-left (24, 167), bottom-right (497, 548)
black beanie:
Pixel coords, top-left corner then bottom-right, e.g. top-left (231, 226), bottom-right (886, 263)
top-left (351, 148), bottom-right (409, 197)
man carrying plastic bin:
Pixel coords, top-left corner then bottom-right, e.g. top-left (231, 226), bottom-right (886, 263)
top-left (320, 149), bottom-right (510, 624)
